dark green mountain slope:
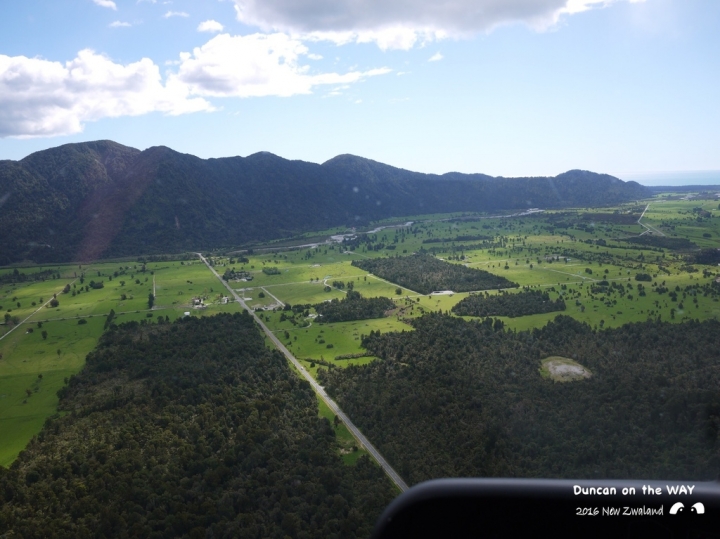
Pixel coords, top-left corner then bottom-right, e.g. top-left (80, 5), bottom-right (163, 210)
top-left (0, 141), bottom-right (650, 264)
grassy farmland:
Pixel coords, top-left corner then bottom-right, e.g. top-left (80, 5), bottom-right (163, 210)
top-left (1, 194), bottom-right (719, 467)
top-left (0, 259), bottom-right (242, 465)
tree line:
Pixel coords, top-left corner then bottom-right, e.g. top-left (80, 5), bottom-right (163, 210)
top-left (352, 254), bottom-right (517, 294)
top-left (451, 290), bottom-right (566, 318)
top-left (314, 291), bottom-right (395, 323)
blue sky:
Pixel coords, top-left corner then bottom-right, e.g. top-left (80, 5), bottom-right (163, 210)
top-left (0, 0), bottom-right (718, 183)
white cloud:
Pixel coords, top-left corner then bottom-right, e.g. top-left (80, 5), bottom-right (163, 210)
top-left (232, 0), bottom-right (646, 49)
top-left (307, 53), bottom-right (323, 60)
top-left (198, 20), bottom-right (224, 33)
top-left (92, 0), bottom-right (117, 10)
top-left (172, 33), bottom-right (390, 98)
top-left (0, 33), bottom-right (391, 138)
top-left (109, 21), bottom-right (132, 27)
top-left (326, 84), bottom-right (350, 96)
top-left (428, 52), bottom-right (443, 62)
top-left (164, 11), bottom-right (189, 18)
top-left (562, 0), bottom-right (646, 14)
top-left (0, 50), bottom-right (213, 138)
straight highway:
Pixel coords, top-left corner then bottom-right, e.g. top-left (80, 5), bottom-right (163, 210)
top-left (198, 254), bottom-right (409, 492)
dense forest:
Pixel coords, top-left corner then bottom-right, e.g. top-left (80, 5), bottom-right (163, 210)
top-left (452, 290), bottom-right (566, 318)
top-left (0, 313), bottom-right (395, 538)
top-left (314, 291), bottom-right (395, 324)
top-left (352, 254), bottom-right (517, 294)
top-left (421, 234), bottom-right (492, 244)
top-left (693, 248), bottom-right (720, 265)
top-left (621, 236), bottom-right (697, 250)
top-left (320, 314), bottom-right (720, 485)
top-left (0, 140), bottom-right (649, 265)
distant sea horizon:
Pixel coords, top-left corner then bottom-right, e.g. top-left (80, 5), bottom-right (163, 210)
top-left (614, 170), bottom-right (720, 187)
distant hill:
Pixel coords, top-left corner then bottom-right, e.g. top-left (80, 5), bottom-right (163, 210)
top-left (0, 141), bottom-right (650, 264)
top-left (647, 185), bottom-right (720, 193)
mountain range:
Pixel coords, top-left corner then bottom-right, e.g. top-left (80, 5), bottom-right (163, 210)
top-left (0, 140), bottom-right (649, 265)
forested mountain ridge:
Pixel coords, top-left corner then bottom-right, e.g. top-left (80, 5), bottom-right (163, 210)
top-left (0, 141), bottom-right (650, 264)
top-left (0, 312), bottom-right (395, 538)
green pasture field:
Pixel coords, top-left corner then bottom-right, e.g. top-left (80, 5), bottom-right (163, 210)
top-left (256, 282), bottom-right (346, 305)
top-left (153, 260), bottom-right (232, 309)
top-left (0, 311), bottom-right (152, 466)
top-left (2, 195), bottom-right (719, 467)
top-left (639, 199), bottom-right (719, 243)
top-left (221, 197), bottom-right (720, 380)
top-left (239, 286), bottom-right (282, 309)
top-left (317, 397), bottom-right (368, 465)
top-left (301, 355), bottom-right (378, 380)
top-left (266, 314), bottom-right (407, 359)
top-left (1, 280), bottom-right (74, 339)
top-left (362, 275), bottom-right (420, 296)
top-left (0, 259), bottom-right (243, 465)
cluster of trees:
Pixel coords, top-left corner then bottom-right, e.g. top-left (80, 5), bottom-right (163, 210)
top-left (580, 212), bottom-right (641, 225)
top-left (314, 291), bottom-right (395, 323)
top-left (0, 313), bottom-right (395, 537)
top-left (331, 281), bottom-right (355, 290)
top-left (352, 254), bottom-right (517, 294)
top-left (0, 268), bottom-right (58, 285)
top-left (422, 234), bottom-right (492, 244)
top-left (222, 268), bottom-right (252, 281)
top-left (320, 313), bottom-right (720, 485)
top-left (693, 248), bottom-right (720, 265)
top-left (622, 236), bottom-right (697, 250)
top-left (452, 290), bottom-right (566, 318)
top-left (421, 243), bottom-right (494, 257)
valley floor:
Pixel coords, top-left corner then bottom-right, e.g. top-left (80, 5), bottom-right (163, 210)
top-left (1, 194), bottom-right (719, 476)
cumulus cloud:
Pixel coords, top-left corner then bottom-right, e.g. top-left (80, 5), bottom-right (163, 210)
top-left (0, 51), bottom-right (213, 138)
top-left (164, 11), bottom-right (189, 18)
top-left (563, 0), bottom-right (646, 14)
top-left (109, 21), bottom-right (132, 27)
top-left (428, 52), bottom-right (443, 62)
top-left (232, 0), bottom-right (646, 49)
top-left (0, 34), bottom-right (391, 138)
top-left (92, 0), bottom-right (117, 10)
top-left (198, 20), bottom-right (224, 33)
top-left (172, 33), bottom-right (390, 98)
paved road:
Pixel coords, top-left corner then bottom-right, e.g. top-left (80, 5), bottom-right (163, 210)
top-left (260, 286), bottom-right (285, 307)
top-left (638, 203), bottom-right (665, 236)
top-left (198, 254), bottom-right (409, 492)
top-left (0, 280), bottom-right (76, 342)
